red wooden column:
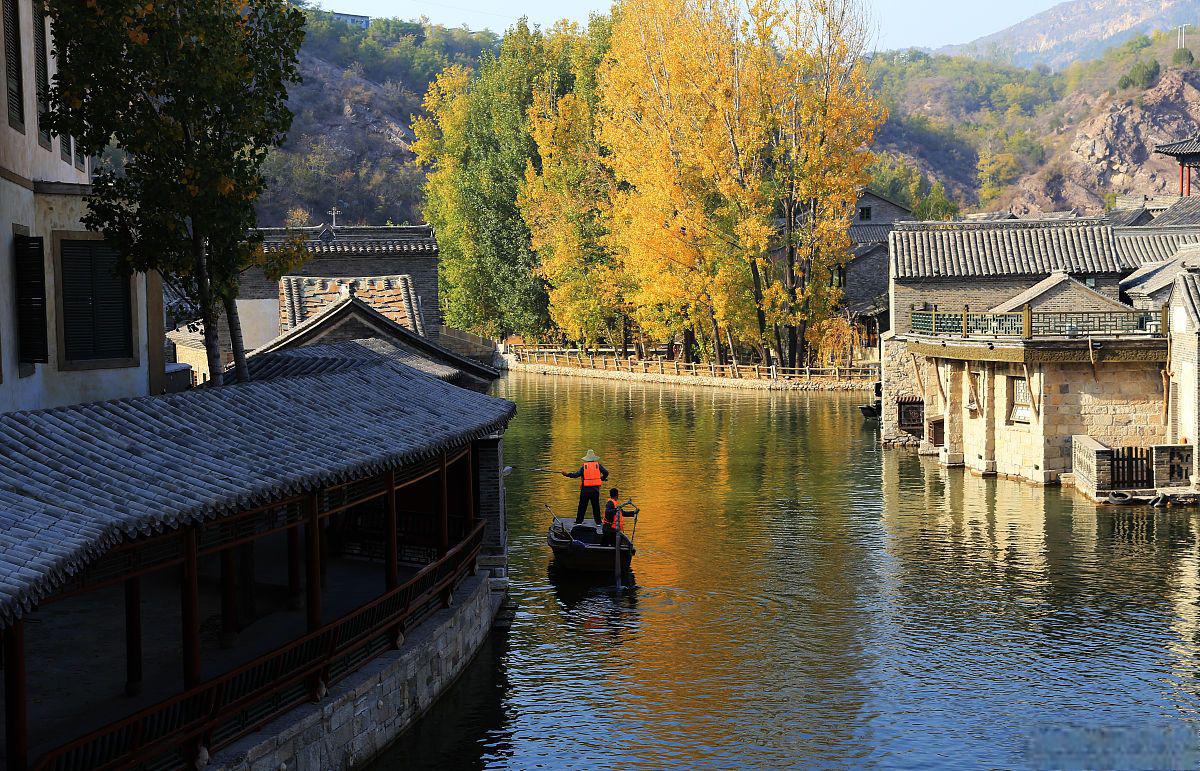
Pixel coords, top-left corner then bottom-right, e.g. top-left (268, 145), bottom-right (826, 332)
top-left (1181, 162), bottom-right (1186, 196)
top-left (220, 549), bottom-right (238, 648)
top-left (181, 527), bottom-right (201, 690)
top-left (306, 492), bottom-right (322, 632)
top-left (1189, 165), bottom-right (1193, 197)
top-left (385, 470), bottom-right (399, 590)
top-left (5, 620), bottom-right (27, 771)
top-left (287, 525), bottom-right (302, 608)
top-left (467, 444), bottom-right (478, 526)
top-left (438, 452), bottom-right (450, 556)
top-left (124, 577), bottom-right (143, 696)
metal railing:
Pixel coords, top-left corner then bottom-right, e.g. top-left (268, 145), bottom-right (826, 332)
top-left (35, 521), bottom-right (486, 771)
top-left (508, 348), bottom-right (879, 382)
top-left (910, 309), bottom-right (1164, 339)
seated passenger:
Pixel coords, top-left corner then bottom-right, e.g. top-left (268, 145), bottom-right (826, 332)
top-left (602, 488), bottom-right (623, 547)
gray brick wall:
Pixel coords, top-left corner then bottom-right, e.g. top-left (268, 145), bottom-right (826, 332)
top-left (856, 192), bottom-right (910, 225)
top-left (845, 246), bottom-right (887, 312)
top-left (243, 255), bottom-right (442, 329)
top-left (891, 275), bottom-right (1124, 333)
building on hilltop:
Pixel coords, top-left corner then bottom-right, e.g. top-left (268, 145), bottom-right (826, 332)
top-left (881, 217), bottom-right (1169, 487)
top-left (330, 11), bottom-right (370, 29)
top-left (0, 339), bottom-right (514, 770)
top-left (0, 4), bottom-right (166, 414)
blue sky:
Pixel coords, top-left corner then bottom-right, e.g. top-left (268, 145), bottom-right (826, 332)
top-left (325, 0), bottom-right (1063, 50)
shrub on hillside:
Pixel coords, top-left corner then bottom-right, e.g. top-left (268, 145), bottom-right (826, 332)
top-left (1118, 59), bottom-right (1161, 90)
top-left (1174, 48), bottom-right (1195, 68)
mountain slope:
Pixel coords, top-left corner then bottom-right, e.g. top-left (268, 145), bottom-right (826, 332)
top-left (941, 0), bottom-right (1200, 70)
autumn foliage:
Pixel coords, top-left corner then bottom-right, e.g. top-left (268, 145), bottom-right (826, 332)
top-left (419, 1), bottom-right (883, 363)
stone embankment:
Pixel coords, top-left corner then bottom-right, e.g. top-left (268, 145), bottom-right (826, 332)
top-left (502, 356), bottom-right (873, 392)
top-left (212, 573), bottom-right (498, 771)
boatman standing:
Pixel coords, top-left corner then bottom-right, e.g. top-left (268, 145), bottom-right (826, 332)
top-left (563, 449), bottom-right (609, 525)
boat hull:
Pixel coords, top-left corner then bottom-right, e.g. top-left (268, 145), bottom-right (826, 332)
top-left (546, 520), bottom-right (635, 573)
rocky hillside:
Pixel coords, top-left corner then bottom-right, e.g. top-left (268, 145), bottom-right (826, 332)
top-left (1005, 68), bottom-right (1200, 213)
top-left (941, 0), bottom-right (1200, 70)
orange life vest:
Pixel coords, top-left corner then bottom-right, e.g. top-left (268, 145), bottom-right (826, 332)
top-left (605, 498), bottom-right (622, 530)
top-left (582, 461), bottom-right (603, 487)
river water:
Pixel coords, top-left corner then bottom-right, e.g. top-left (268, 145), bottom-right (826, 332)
top-left (372, 371), bottom-right (1200, 769)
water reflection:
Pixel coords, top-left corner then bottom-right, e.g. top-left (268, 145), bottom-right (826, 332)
top-left (372, 373), bottom-right (1200, 769)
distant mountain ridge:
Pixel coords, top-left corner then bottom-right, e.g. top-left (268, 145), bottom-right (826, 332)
top-left (940, 0), bottom-right (1200, 70)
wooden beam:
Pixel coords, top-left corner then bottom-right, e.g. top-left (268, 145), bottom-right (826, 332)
top-left (124, 577), bottom-right (143, 696)
top-left (386, 470), bottom-right (399, 590)
top-left (5, 620), bottom-right (27, 771)
top-left (439, 452), bottom-right (449, 556)
top-left (306, 493), bottom-right (322, 632)
top-left (181, 527), bottom-right (201, 690)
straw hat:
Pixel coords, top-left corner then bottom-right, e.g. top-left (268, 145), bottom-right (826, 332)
top-left (581, 449), bottom-right (600, 462)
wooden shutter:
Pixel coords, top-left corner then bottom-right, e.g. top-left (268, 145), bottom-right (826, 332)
top-left (2, 0), bottom-right (22, 130)
top-left (13, 235), bottom-right (48, 363)
top-left (60, 132), bottom-right (71, 163)
top-left (60, 240), bottom-right (133, 362)
top-left (33, 7), bottom-right (48, 147)
top-left (73, 134), bottom-right (85, 170)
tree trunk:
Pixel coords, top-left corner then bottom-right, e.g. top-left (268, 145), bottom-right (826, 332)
top-left (725, 327), bottom-right (739, 366)
top-left (223, 295), bottom-right (250, 384)
top-left (710, 311), bottom-right (724, 366)
top-left (620, 314), bottom-right (629, 358)
top-left (773, 324), bottom-right (786, 370)
top-left (683, 327), bottom-right (696, 363)
top-left (749, 256), bottom-right (771, 367)
top-left (193, 234), bottom-right (224, 387)
top-left (784, 197), bottom-right (800, 369)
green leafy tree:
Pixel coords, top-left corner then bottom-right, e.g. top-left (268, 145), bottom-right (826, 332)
top-left (47, 0), bottom-right (306, 383)
top-left (1174, 48), bottom-right (1195, 68)
top-left (415, 20), bottom-right (573, 337)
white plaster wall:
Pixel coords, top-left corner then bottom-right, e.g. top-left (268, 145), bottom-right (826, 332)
top-left (0, 0), bottom-right (89, 185)
top-left (0, 180), bottom-right (152, 413)
top-left (236, 298), bottom-right (281, 349)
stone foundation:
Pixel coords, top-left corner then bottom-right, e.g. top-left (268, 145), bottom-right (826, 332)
top-left (211, 572), bottom-right (501, 771)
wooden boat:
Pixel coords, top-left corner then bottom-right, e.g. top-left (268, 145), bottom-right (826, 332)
top-left (546, 505), bottom-right (638, 573)
top-left (859, 401), bottom-right (881, 419)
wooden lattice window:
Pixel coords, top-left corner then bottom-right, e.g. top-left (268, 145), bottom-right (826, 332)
top-left (898, 399), bottom-right (924, 430)
top-left (1009, 376), bottom-right (1032, 424)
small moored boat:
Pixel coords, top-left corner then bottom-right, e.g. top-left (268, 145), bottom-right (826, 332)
top-left (546, 503), bottom-right (638, 573)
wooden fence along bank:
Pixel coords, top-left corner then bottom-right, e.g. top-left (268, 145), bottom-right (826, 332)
top-left (505, 347), bottom-right (878, 391)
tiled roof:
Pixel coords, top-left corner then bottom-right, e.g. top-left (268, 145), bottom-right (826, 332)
top-left (255, 294), bottom-right (500, 383)
top-left (849, 224), bottom-right (893, 244)
top-left (281, 274), bottom-right (425, 336)
top-left (1123, 244), bottom-right (1200, 298)
top-left (1113, 194), bottom-right (1180, 213)
top-left (259, 224), bottom-right (438, 256)
top-left (988, 272), bottom-right (1131, 312)
top-left (963, 211), bottom-right (1017, 221)
top-left (1113, 226), bottom-right (1200, 266)
top-left (1156, 136), bottom-right (1200, 157)
top-left (1174, 272), bottom-right (1200, 327)
top-left (0, 349), bottom-right (514, 626)
top-left (1120, 259), bottom-right (1172, 290)
top-left (890, 219), bottom-right (1122, 279)
top-left (1147, 197), bottom-right (1200, 227)
top-left (1105, 208), bottom-right (1152, 227)
top-left (243, 338), bottom-right (461, 383)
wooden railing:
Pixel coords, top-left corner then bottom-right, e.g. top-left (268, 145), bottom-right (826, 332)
top-left (34, 521), bottom-right (486, 771)
top-left (910, 308), bottom-right (1164, 338)
top-left (508, 348), bottom-right (879, 382)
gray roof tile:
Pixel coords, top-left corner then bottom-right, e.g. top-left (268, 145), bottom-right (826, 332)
top-left (0, 352), bottom-right (514, 627)
top-left (890, 219), bottom-right (1123, 279)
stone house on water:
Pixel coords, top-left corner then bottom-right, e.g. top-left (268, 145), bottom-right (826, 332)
top-left (881, 218), bottom-right (1169, 487)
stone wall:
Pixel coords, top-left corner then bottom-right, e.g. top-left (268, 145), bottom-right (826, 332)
top-left (211, 572), bottom-right (499, 771)
top-left (856, 192), bottom-right (909, 224)
top-left (880, 336), bottom-right (934, 447)
top-left (279, 276), bottom-right (421, 335)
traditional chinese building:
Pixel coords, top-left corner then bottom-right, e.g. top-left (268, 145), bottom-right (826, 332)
top-left (881, 218), bottom-right (1169, 486)
top-left (0, 341), bottom-right (514, 769)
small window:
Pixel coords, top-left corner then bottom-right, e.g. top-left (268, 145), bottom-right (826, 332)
top-left (858, 206), bottom-right (873, 222)
top-left (967, 370), bottom-right (983, 412)
top-left (898, 400), bottom-right (924, 430)
top-left (60, 240), bottom-right (133, 363)
top-left (2, 0), bottom-right (24, 131)
top-left (1009, 376), bottom-right (1032, 423)
top-left (1084, 276), bottom-right (1097, 289)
